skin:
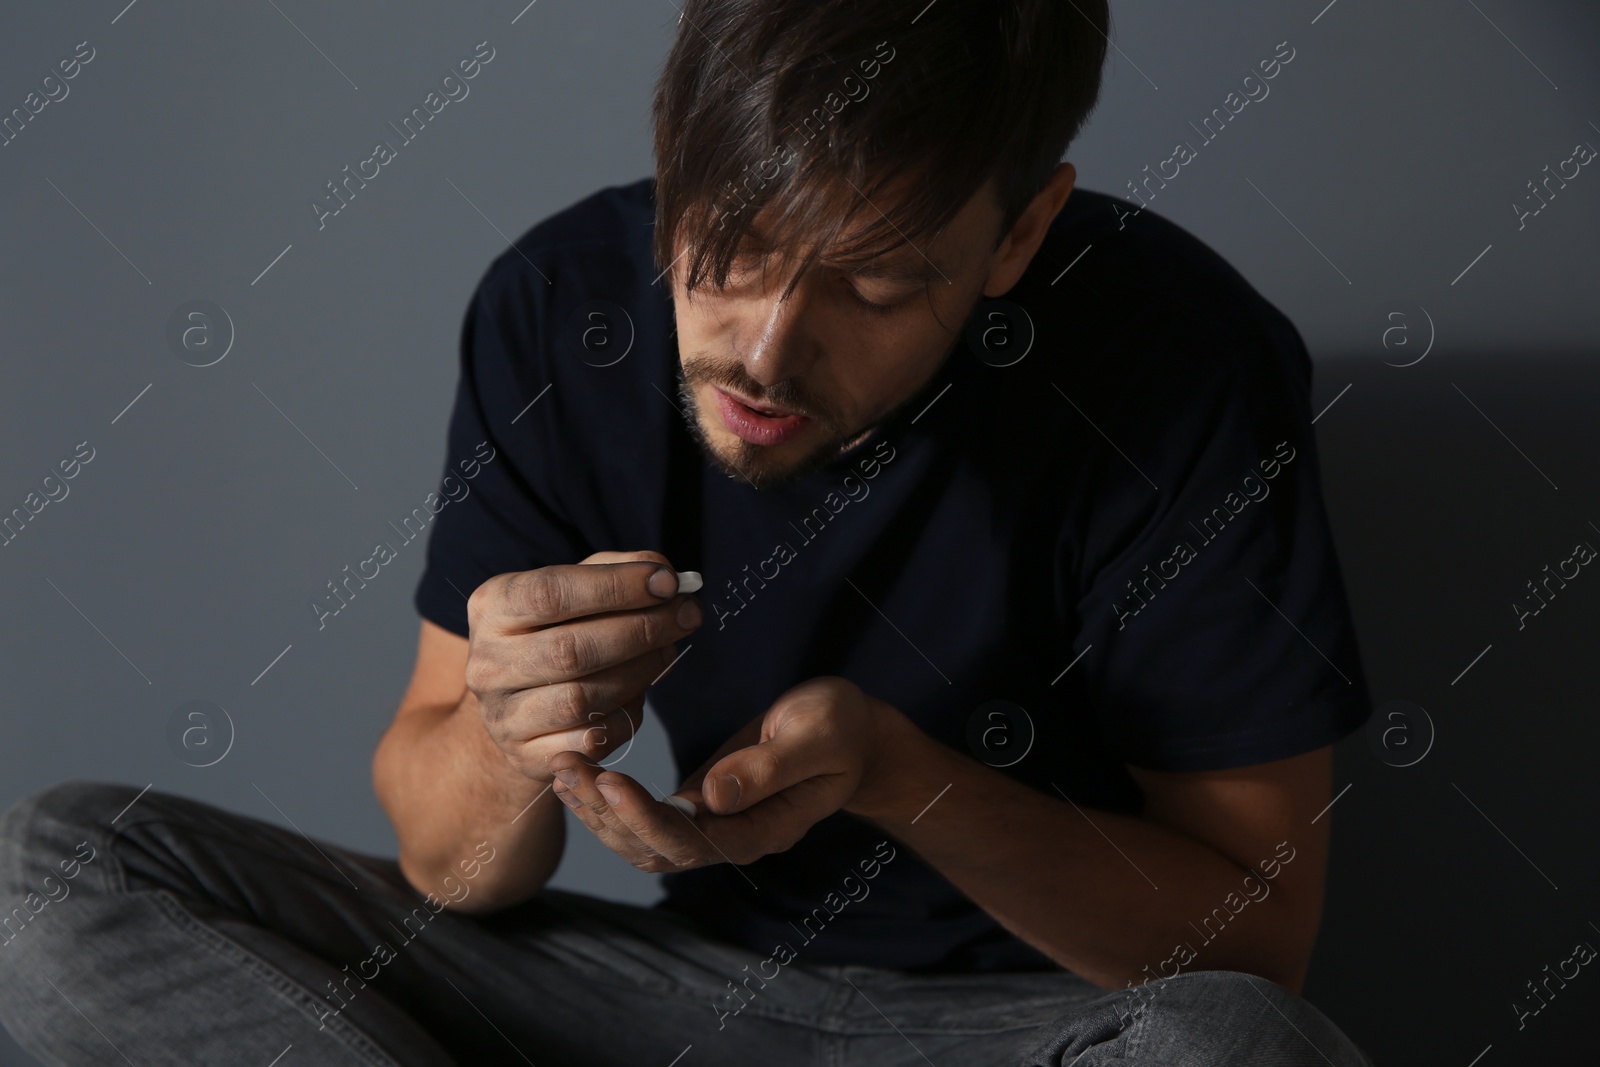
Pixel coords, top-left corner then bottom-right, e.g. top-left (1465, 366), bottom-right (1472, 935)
top-left (376, 162), bottom-right (1335, 996)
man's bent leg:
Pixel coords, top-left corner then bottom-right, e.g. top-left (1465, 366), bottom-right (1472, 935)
top-left (0, 781), bottom-right (462, 1066)
top-left (0, 781), bottom-right (842, 1067)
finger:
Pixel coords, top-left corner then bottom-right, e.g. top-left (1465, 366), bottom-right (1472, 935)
top-left (580, 695), bottom-right (647, 766)
top-left (556, 760), bottom-right (715, 872)
top-left (679, 776), bottom-right (844, 867)
top-left (548, 755), bottom-right (645, 838)
top-left (580, 550), bottom-right (704, 596)
top-left (702, 724), bottom-right (845, 815)
top-left (579, 549), bottom-right (672, 567)
top-left (489, 694), bottom-right (641, 784)
top-left (590, 766), bottom-right (842, 870)
top-left (481, 641), bottom-right (672, 750)
top-left (590, 771), bottom-right (715, 870)
top-left (483, 609), bottom-right (689, 713)
top-left (549, 756), bottom-right (661, 864)
top-left (551, 781), bottom-right (658, 868)
top-left (511, 591), bottom-right (700, 686)
top-left (565, 699), bottom-right (645, 766)
top-left (674, 713), bottom-right (765, 797)
top-left (476, 559), bottom-right (692, 633)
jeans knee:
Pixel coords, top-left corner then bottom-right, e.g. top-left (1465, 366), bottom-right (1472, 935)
top-left (0, 780), bottom-right (135, 899)
top-left (3, 778), bottom-right (139, 835)
top-left (0, 781), bottom-right (143, 981)
top-left (1132, 970), bottom-right (1371, 1066)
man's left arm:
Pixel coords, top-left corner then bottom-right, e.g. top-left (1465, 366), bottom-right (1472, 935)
top-left (844, 699), bottom-right (1332, 993)
top-left (546, 675), bottom-right (1332, 994)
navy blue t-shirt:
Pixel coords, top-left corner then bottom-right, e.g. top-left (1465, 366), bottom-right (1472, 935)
top-left (412, 176), bottom-right (1373, 973)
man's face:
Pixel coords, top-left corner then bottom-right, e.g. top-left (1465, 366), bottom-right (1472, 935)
top-left (668, 177), bottom-right (1018, 489)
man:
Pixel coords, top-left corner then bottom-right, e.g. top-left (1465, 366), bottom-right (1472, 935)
top-left (0, 1), bottom-right (1379, 1064)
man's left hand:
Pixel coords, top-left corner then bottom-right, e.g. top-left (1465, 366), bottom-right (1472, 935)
top-left (546, 675), bottom-right (906, 873)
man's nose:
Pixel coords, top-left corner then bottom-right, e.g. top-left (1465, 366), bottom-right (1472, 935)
top-left (742, 280), bottom-right (822, 388)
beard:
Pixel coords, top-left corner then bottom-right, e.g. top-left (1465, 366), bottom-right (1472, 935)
top-left (671, 317), bottom-right (968, 489)
top-left (672, 357), bottom-right (867, 490)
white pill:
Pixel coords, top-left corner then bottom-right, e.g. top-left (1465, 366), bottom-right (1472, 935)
top-left (675, 570), bottom-right (703, 594)
top-left (663, 795), bottom-right (697, 818)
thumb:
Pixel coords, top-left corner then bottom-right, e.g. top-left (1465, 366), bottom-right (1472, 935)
top-left (702, 724), bottom-right (830, 816)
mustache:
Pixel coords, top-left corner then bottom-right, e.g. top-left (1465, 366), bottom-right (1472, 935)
top-left (680, 357), bottom-right (836, 425)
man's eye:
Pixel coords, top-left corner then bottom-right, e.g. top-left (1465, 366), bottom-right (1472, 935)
top-left (844, 281), bottom-right (901, 314)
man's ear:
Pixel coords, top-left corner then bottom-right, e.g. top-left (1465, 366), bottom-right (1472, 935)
top-left (983, 162), bottom-right (1078, 298)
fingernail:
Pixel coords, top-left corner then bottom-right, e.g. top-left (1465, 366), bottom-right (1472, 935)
top-left (664, 795), bottom-right (697, 818)
top-left (553, 787), bottom-right (582, 810)
top-left (554, 769), bottom-right (580, 790)
top-left (715, 773), bottom-right (741, 809)
top-left (677, 597), bottom-right (702, 629)
top-left (647, 567), bottom-right (677, 599)
top-left (596, 780), bottom-right (622, 806)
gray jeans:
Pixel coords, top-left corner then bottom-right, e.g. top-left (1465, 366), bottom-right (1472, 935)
top-left (0, 782), bottom-right (1377, 1066)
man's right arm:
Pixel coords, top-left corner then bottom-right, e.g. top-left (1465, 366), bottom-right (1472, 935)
top-left (373, 618), bottom-right (566, 914)
top-left (372, 552), bottom-right (703, 914)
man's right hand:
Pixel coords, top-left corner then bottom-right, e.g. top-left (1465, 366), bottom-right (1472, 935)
top-left (465, 549), bottom-right (701, 783)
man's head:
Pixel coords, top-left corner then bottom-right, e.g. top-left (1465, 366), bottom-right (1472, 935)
top-left (651, 0), bottom-right (1110, 488)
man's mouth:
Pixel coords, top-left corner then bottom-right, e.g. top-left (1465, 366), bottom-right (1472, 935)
top-left (723, 390), bottom-right (797, 417)
top-left (713, 387), bottom-right (812, 446)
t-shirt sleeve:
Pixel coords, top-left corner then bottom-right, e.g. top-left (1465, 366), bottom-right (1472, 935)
top-left (1067, 309), bottom-right (1372, 772)
top-left (412, 260), bottom-right (591, 638)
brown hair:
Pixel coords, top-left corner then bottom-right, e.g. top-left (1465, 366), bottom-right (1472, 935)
top-left (650, 0), bottom-right (1110, 300)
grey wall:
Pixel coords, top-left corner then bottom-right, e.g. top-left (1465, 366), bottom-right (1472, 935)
top-left (1, 1), bottom-right (1597, 1064)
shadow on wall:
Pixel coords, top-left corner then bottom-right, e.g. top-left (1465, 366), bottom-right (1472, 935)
top-left (1306, 351), bottom-right (1599, 1064)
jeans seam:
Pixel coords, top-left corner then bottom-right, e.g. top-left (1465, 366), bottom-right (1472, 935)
top-left (1121, 994), bottom-right (1148, 1060)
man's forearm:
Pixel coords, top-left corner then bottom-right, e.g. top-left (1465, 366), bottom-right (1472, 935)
top-left (372, 690), bottom-right (564, 913)
top-left (846, 708), bottom-right (1313, 991)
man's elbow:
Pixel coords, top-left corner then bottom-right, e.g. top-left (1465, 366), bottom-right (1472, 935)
top-left (369, 715), bottom-right (411, 833)
top-left (395, 847), bottom-right (547, 917)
